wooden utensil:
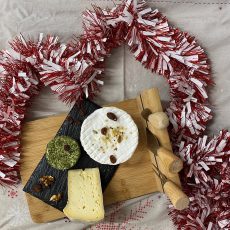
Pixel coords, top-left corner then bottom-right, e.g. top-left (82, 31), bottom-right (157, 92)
top-left (137, 88), bottom-right (189, 210)
top-left (141, 109), bottom-right (169, 130)
top-left (142, 112), bottom-right (183, 174)
top-left (152, 164), bottom-right (189, 210)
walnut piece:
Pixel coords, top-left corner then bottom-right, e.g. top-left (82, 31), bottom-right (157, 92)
top-left (39, 175), bottom-right (54, 187)
top-left (50, 193), bottom-right (62, 202)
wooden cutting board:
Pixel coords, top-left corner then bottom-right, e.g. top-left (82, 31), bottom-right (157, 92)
top-left (20, 90), bottom-right (180, 223)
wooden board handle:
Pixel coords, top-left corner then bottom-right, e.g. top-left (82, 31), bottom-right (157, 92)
top-left (164, 181), bottom-right (189, 210)
top-left (157, 147), bottom-right (183, 173)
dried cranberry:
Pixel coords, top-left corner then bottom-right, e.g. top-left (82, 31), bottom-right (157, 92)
top-left (101, 127), bottom-right (108, 135)
top-left (110, 155), bottom-right (117, 164)
top-left (107, 112), bottom-right (117, 121)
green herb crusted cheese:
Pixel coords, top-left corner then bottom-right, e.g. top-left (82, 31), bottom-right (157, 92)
top-left (46, 136), bottom-right (81, 170)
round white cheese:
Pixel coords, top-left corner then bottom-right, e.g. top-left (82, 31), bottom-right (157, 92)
top-left (80, 107), bottom-right (139, 165)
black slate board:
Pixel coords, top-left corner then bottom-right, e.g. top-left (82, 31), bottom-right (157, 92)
top-left (23, 99), bottom-right (119, 211)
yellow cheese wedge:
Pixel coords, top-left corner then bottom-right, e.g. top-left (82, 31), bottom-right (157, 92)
top-left (63, 168), bottom-right (105, 222)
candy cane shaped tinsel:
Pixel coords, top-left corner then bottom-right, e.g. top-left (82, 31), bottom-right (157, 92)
top-left (0, 0), bottom-right (229, 229)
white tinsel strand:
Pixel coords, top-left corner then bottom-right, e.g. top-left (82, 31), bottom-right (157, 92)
top-left (179, 131), bottom-right (230, 185)
top-left (0, 1), bottom-right (228, 229)
top-left (111, 0), bottom-right (212, 140)
top-left (0, 54), bottom-right (40, 184)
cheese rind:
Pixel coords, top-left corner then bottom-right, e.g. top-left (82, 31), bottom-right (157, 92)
top-left (63, 168), bottom-right (105, 222)
top-left (80, 107), bottom-right (139, 165)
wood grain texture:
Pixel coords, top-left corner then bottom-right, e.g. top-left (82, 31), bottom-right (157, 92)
top-left (21, 115), bottom-right (66, 222)
top-left (20, 90), bottom-right (179, 223)
top-left (164, 181), bottom-right (189, 210)
top-left (138, 88), bottom-right (172, 151)
top-left (23, 100), bottom-right (120, 215)
top-left (137, 89), bottom-right (181, 183)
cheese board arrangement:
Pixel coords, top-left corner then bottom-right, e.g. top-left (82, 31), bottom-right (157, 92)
top-left (21, 88), bottom-right (189, 223)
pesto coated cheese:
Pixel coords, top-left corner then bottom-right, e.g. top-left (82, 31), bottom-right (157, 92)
top-left (45, 136), bottom-right (81, 170)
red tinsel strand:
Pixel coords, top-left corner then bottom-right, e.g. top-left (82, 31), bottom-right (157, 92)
top-left (0, 52), bottom-right (41, 185)
top-left (169, 131), bottom-right (230, 229)
top-left (0, 0), bottom-right (228, 229)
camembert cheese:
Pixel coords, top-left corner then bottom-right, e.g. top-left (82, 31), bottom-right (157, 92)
top-left (80, 107), bottom-right (139, 165)
top-left (63, 168), bottom-right (105, 222)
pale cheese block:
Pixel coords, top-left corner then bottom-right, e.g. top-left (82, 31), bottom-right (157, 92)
top-left (63, 168), bottom-right (104, 222)
top-left (80, 107), bottom-right (139, 165)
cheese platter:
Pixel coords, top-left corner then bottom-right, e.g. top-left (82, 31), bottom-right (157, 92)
top-left (20, 88), bottom-right (189, 223)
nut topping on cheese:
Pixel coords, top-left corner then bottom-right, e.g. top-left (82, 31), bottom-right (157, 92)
top-left (63, 168), bottom-right (104, 222)
top-left (80, 107), bottom-right (139, 165)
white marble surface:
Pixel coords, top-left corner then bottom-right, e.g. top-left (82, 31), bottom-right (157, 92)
top-left (1, 0), bottom-right (230, 229)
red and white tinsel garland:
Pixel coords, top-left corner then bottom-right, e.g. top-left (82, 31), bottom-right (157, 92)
top-left (0, 0), bottom-right (229, 229)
